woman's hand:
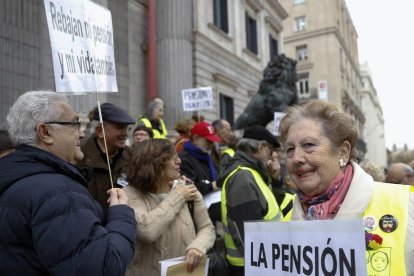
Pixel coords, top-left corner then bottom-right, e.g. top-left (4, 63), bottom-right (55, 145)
top-left (175, 184), bottom-right (197, 201)
top-left (185, 248), bottom-right (204, 272)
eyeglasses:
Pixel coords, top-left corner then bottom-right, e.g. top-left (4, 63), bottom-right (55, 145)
top-left (44, 120), bottom-right (81, 130)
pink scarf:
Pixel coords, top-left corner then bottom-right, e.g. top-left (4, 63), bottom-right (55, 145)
top-left (299, 164), bottom-right (354, 219)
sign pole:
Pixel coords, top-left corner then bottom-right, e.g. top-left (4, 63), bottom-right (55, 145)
top-left (95, 91), bottom-right (114, 189)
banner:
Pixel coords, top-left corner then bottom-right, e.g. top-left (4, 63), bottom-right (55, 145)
top-left (182, 87), bottom-right (214, 111)
top-left (273, 112), bottom-right (285, 136)
top-left (245, 219), bottom-right (367, 276)
top-left (44, 0), bottom-right (117, 92)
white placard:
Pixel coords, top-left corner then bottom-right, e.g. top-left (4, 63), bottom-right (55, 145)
top-left (44, 0), bottom-right (118, 92)
top-left (203, 190), bottom-right (221, 209)
top-left (245, 219), bottom-right (367, 276)
top-left (318, 80), bottom-right (328, 100)
top-left (160, 256), bottom-right (209, 276)
top-left (182, 87), bottom-right (214, 111)
top-left (273, 112), bottom-right (285, 136)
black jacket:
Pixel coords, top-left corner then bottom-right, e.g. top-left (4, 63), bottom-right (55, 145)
top-left (179, 143), bottom-right (216, 195)
top-left (0, 145), bottom-right (136, 276)
top-left (216, 151), bottom-right (272, 255)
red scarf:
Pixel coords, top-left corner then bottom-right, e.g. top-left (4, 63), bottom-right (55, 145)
top-left (299, 164), bottom-right (354, 219)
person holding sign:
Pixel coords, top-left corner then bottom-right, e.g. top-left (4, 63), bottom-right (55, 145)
top-left (279, 100), bottom-right (414, 275)
top-left (78, 102), bottom-right (135, 214)
top-left (219, 125), bottom-right (283, 275)
top-left (0, 91), bottom-right (136, 275)
top-left (124, 139), bottom-right (215, 276)
top-left (138, 97), bottom-right (168, 139)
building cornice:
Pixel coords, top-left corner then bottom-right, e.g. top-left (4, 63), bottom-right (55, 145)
top-left (264, 0), bottom-right (289, 19)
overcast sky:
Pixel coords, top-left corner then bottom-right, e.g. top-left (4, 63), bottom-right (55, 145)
top-left (345, 0), bottom-right (414, 149)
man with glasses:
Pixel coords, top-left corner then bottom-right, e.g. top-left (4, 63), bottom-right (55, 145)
top-left (78, 102), bottom-right (135, 213)
top-left (218, 125), bottom-right (283, 275)
top-left (0, 91), bottom-right (136, 275)
top-left (385, 162), bottom-right (414, 186)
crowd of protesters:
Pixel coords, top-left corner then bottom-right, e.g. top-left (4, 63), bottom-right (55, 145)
top-left (0, 91), bottom-right (413, 276)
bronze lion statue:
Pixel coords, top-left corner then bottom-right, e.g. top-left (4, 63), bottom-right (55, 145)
top-left (234, 54), bottom-right (298, 130)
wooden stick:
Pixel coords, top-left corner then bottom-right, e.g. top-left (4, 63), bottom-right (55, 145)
top-left (95, 92), bottom-right (114, 189)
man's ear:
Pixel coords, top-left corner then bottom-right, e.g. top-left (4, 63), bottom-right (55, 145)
top-left (36, 123), bottom-right (53, 145)
top-left (95, 124), bottom-right (104, 139)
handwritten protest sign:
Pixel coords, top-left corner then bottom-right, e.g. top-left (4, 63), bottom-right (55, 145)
top-left (44, 0), bottom-right (117, 92)
top-left (182, 87), bottom-right (214, 111)
top-left (245, 219), bottom-right (367, 276)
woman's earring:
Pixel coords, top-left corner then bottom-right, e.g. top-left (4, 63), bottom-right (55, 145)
top-left (339, 158), bottom-right (345, 168)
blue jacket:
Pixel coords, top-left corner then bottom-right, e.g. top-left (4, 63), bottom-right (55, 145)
top-left (0, 145), bottom-right (136, 275)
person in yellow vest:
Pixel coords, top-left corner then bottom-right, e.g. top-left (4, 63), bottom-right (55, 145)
top-left (278, 100), bottom-right (414, 275)
top-left (138, 97), bottom-right (168, 139)
top-left (268, 150), bottom-right (296, 220)
top-left (218, 125), bottom-right (283, 276)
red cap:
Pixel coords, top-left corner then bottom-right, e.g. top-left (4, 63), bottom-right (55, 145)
top-left (191, 121), bottom-right (221, 142)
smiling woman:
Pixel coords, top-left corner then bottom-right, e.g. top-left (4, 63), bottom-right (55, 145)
top-left (124, 139), bottom-right (215, 276)
top-left (278, 100), bottom-right (414, 275)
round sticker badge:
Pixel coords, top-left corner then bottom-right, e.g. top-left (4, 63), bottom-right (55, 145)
top-left (363, 216), bottom-right (377, 231)
top-left (379, 214), bottom-right (398, 233)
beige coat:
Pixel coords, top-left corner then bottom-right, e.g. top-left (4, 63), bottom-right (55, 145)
top-left (124, 186), bottom-right (216, 276)
top-left (291, 162), bottom-right (414, 275)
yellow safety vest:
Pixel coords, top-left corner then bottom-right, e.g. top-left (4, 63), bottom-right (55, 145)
top-left (286, 183), bottom-right (412, 275)
top-left (364, 182), bottom-right (411, 276)
top-left (221, 148), bottom-right (235, 158)
top-left (280, 192), bottom-right (296, 221)
top-left (138, 117), bottom-right (168, 139)
top-left (221, 166), bottom-right (281, 267)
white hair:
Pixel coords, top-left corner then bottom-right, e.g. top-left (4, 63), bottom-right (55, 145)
top-left (7, 91), bottom-right (68, 146)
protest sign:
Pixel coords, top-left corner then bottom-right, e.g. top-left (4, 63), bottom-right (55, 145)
top-left (182, 87), bottom-right (214, 111)
top-left (245, 219), bottom-right (367, 276)
top-left (273, 112), bottom-right (285, 136)
top-left (44, 0), bottom-right (117, 92)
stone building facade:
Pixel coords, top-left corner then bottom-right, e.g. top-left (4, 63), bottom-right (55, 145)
top-left (1, 0), bottom-right (289, 136)
top-left (279, 0), bottom-right (388, 161)
top-left (360, 62), bottom-right (387, 167)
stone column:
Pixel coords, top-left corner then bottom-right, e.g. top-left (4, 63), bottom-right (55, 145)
top-left (156, 0), bottom-right (193, 133)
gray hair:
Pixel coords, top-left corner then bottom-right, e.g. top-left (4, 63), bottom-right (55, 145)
top-left (236, 138), bottom-right (264, 154)
top-left (7, 91), bottom-right (68, 146)
top-left (144, 98), bottom-right (163, 119)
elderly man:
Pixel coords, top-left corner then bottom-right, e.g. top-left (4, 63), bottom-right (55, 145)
top-left (78, 102), bottom-right (135, 213)
top-left (0, 91), bottom-right (136, 275)
top-left (385, 162), bottom-right (414, 186)
top-left (212, 118), bottom-right (237, 169)
top-left (218, 125), bottom-right (283, 275)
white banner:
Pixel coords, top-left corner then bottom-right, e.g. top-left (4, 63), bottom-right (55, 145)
top-left (245, 219), bottom-right (367, 276)
top-left (273, 112), bottom-right (285, 136)
top-left (182, 87), bottom-right (214, 111)
top-left (44, 0), bottom-right (117, 92)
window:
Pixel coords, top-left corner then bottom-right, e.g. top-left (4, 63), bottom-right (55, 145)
top-left (213, 0), bottom-right (228, 33)
top-left (220, 94), bottom-right (234, 125)
top-left (296, 45), bottom-right (308, 60)
top-left (294, 0), bottom-right (305, 4)
top-left (245, 12), bottom-right (258, 54)
top-left (295, 16), bottom-right (306, 31)
top-left (297, 73), bottom-right (310, 98)
top-left (269, 35), bottom-right (278, 59)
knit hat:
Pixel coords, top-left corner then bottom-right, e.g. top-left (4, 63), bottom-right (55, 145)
top-left (243, 125), bottom-right (280, 147)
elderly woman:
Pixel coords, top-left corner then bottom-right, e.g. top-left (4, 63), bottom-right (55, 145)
top-left (279, 100), bottom-right (414, 275)
top-left (124, 139), bottom-right (215, 276)
top-left (138, 97), bottom-right (168, 138)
